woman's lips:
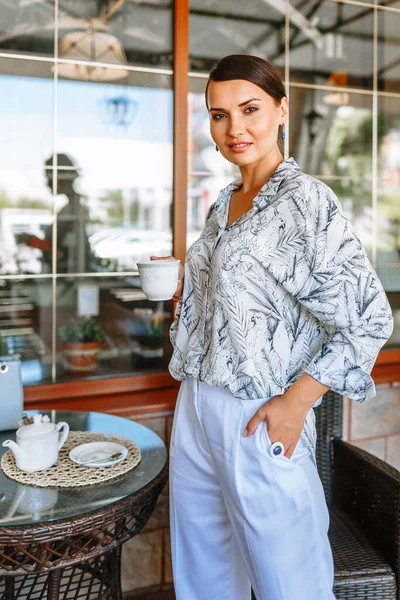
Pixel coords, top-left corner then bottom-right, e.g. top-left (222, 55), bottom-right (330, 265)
top-left (227, 142), bottom-right (252, 153)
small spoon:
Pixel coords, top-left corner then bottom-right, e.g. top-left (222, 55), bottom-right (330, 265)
top-left (80, 452), bottom-right (124, 465)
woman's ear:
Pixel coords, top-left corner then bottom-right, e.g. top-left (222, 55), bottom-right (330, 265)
top-left (280, 96), bottom-right (289, 124)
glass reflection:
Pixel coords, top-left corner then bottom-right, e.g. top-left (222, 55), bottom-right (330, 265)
top-left (0, 60), bottom-right (53, 171)
top-left (290, 87), bottom-right (373, 178)
top-left (377, 96), bottom-right (400, 265)
top-left (319, 178), bottom-right (373, 260)
top-left (377, 8), bottom-right (400, 92)
top-left (50, 158), bottom-right (93, 274)
top-left (0, 1), bottom-right (54, 58)
top-left (187, 174), bottom-right (237, 249)
top-left (52, 167), bottom-right (173, 273)
top-left (57, 0), bottom-right (173, 71)
top-left (189, 1), bottom-right (285, 73)
top-left (56, 75), bottom-right (173, 273)
top-left (55, 276), bottom-right (173, 381)
top-left (0, 278), bottom-right (52, 385)
top-left (383, 288), bottom-right (400, 347)
top-left (290, 1), bottom-right (374, 89)
top-left (379, 1), bottom-right (400, 7)
top-left (376, 270), bottom-right (400, 349)
top-left (377, 267), bottom-right (400, 291)
top-left (4, 484), bottom-right (58, 522)
top-left (0, 170), bottom-right (53, 276)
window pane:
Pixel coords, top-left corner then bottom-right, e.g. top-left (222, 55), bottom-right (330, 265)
top-left (0, 277), bottom-right (53, 385)
top-left (0, 58), bottom-right (53, 171)
top-left (376, 271), bottom-right (400, 348)
top-left (377, 266), bottom-right (400, 292)
top-left (56, 73), bottom-right (173, 273)
top-left (377, 95), bottom-right (400, 265)
top-left (289, 86), bottom-right (373, 179)
top-left (55, 276), bottom-right (173, 381)
top-left (52, 168), bottom-right (172, 273)
top-left (189, 1), bottom-right (285, 73)
top-left (379, 1), bottom-right (400, 8)
top-left (57, 72), bottom-right (172, 148)
top-left (319, 178), bottom-right (373, 260)
top-left (57, 0), bottom-right (173, 72)
top-left (0, 170), bottom-right (53, 276)
top-left (377, 8), bottom-right (400, 92)
top-left (290, 1), bottom-right (374, 89)
top-left (0, 2), bottom-right (54, 58)
top-left (187, 173), bottom-right (236, 249)
top-left (382, 287), bottom-right (400, 347)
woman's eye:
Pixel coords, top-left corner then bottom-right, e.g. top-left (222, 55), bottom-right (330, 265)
top-left (245, 106), bottom-right (258, 114)
top-left (212, 113), bottom-right (225, 121)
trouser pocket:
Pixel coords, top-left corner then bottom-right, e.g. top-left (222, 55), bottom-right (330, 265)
top-left (262, 420), bottom-right (311, 465)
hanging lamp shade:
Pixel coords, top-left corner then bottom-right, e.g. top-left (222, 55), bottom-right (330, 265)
top-left (57, 29), bottom-right (129, 82)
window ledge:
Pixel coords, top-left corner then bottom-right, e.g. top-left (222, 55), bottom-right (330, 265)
top-left (23, 348), bottom-right (400, 415)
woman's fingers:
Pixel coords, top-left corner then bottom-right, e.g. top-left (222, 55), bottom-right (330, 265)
top-left (150, 255), bottom-right (175, 261)
top-left (243, 395), bottom-right (304, 459)
top-left (172, 272), bottom-right (184, 301)
top-left (285, 443), bottom-right (295, 459)
top-left (243, 405), bottom-right (267, 437)
top-left (175, 264), bottom-right (184, 296)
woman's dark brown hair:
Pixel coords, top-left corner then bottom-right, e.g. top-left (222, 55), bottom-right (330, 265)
top-left (205, 54), bottom-right (286, 109)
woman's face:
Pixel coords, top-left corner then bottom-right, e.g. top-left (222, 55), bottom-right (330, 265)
top-left (207, 79), bottom-right (288, 167)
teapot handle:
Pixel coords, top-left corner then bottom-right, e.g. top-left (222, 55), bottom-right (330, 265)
top-left (56, 422), bottom-right (70, 450)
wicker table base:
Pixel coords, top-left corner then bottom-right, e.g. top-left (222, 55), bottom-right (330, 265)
top-left (0, 549), bottom-right (121, 600)
top-left (0, 465), bottom-right (168, 600)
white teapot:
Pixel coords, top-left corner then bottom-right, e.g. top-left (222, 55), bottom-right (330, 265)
top-left (2, 414), bottom-right (69, 472)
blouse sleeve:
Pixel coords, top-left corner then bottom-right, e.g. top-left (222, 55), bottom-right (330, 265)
top-left (283, 180), bottom-right (393, 403)
top-left (169, 298), bottom-right (182, 349)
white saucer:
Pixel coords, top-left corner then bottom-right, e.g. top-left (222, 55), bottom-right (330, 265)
top-left (69, 442), bottom-right (128, 468)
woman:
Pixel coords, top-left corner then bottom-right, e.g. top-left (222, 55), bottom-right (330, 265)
top-left (154, 54), bottom-right (393, 600)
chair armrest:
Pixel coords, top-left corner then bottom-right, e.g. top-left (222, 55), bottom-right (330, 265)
top-left (332, 438), bottom-right (400, 577)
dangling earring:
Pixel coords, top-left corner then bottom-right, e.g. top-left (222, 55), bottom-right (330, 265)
top-left (215, 144), bottom-right (219, 152)
top-left (281, 124), bottom-right (286, 140)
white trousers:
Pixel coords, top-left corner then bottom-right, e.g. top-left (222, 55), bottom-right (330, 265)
top-left (169, 378), bottom-right (335, 600)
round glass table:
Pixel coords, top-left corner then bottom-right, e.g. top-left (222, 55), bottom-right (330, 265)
top-left (0, 410), bottom-right (168, 600)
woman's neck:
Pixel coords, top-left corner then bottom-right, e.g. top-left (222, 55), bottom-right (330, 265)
top-left (238, 149), bottom-right (283, 194)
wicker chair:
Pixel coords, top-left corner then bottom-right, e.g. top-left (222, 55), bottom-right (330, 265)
top-left (315, 389), bottom-right (399, 600)
top-left (250, 389), bottom-right (399, 600)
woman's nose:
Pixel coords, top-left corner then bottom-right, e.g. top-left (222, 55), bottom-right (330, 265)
top-left (227, 116), bottom-right (245, 137)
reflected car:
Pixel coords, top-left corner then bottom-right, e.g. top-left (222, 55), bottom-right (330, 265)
top-left (90, 229), bottom-right (172, 271)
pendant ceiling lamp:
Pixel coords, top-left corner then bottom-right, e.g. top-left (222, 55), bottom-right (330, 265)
top-left (57, 24), bottom-right (129, 82)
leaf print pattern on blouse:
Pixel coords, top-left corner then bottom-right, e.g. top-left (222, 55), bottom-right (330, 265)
top-left (169, 158), bottom-right (394, 405)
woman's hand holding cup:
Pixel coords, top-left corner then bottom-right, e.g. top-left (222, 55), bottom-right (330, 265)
top-left (139, 255), bottom-right (183, 302)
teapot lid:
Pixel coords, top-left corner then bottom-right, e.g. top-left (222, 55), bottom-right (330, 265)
top-left (18, 414), bottom-right (55, 439)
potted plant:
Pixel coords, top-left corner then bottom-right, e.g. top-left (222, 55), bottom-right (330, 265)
top-left (59, 317), bottom-right (104, 373)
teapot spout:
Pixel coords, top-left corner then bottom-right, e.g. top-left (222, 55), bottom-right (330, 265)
top-left (2, 440), bottom-right (25, 464)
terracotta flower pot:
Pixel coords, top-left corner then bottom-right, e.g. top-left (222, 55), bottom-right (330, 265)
top-left (63, 341), bottom-right (102, 373)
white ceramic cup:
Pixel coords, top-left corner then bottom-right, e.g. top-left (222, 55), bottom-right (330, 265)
top-left (137, 259), bottom-right (180, 301)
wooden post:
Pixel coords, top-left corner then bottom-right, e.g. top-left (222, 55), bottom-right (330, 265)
top-left (173, 0), bottom-right (189, 264)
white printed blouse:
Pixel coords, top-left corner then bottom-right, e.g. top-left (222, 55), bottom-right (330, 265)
top-left (169, 158), bottom-right (394, 406)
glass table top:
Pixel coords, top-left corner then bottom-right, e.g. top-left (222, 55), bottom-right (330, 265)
top-left (0, 410), bottom-right (167, 528)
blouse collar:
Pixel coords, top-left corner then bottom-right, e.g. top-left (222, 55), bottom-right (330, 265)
top-left (215, 157), bottom-right (301, 228)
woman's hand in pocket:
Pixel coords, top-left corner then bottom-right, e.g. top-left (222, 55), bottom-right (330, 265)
top-left (243, 394), bottom-right (308, 459)
top-left (150, 256), bottom-right (184, 301)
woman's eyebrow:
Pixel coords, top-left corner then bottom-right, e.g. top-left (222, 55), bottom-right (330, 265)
top-left (209, 98), bottom-right (261, 111)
